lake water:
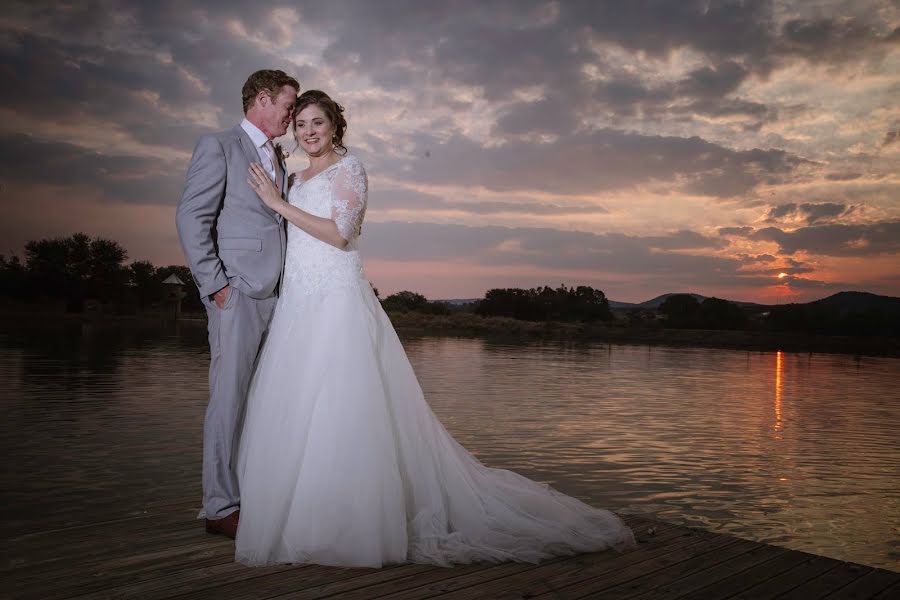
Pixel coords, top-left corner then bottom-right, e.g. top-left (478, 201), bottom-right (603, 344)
top-left (1, 319), bottom-right (898, 571)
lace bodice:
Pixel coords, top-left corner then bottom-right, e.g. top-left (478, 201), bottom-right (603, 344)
top-left (282, 154), bottom-right (368, 297)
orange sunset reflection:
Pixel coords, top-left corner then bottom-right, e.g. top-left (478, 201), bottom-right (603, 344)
top-left (774, 351), bottom-right (784, 436)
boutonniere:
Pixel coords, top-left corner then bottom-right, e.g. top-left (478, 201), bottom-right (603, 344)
top-left (274, 142), bottom-right (289, 161)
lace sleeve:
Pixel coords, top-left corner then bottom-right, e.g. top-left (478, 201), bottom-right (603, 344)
top-left (331, 156), bottom-right (368, 244)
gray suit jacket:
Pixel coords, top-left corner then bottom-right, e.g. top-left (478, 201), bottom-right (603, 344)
top-left (176, 125), bottom-right (288, 300)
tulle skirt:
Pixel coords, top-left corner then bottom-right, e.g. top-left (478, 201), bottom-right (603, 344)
top-left (235, 279), bottom-right (635, 567)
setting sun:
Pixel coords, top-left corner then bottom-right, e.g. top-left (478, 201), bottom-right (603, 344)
top-left (778, 273), bottom-right (789, 279)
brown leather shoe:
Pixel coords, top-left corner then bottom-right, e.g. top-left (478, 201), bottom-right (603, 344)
top-left (205, 509), bottom-right (239, 539)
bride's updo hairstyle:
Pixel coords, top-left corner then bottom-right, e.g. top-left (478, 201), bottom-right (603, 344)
top-left (294, 89), bottom-right (348, 155)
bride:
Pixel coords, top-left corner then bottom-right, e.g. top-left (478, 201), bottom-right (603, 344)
top-left (236, 89), bottom-right (635, 568)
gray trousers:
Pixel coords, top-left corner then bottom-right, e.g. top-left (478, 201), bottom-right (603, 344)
top-left (202, 286), bottom-right (277, 519)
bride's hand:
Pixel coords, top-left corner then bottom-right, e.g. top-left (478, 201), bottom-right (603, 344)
top-left (248, 163), bottom-right (282, 209)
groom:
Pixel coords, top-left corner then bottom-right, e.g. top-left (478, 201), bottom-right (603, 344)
top-left (176, 69), bottom-right (299, 538)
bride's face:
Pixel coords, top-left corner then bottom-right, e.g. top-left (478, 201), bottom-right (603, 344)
top-left (294, 104), bottom-right (335, 157)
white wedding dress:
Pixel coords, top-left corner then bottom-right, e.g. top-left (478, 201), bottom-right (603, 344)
top-left (234, 154), bottom-right (635, 567)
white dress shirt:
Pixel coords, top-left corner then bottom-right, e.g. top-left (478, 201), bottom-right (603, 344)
top-left (240, 118), bottom-right (278, 181)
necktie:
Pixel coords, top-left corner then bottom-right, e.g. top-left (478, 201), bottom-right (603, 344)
top-left (263, 140), bottom-right (282, 185)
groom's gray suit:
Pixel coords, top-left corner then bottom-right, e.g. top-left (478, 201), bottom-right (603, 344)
top-left (176, 124), bottom-right (287, 520)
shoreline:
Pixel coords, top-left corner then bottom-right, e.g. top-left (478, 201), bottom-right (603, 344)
top-left (1, 309), bottom-right (897, 357)
top-left (387, 311), bottom-right (900, 357)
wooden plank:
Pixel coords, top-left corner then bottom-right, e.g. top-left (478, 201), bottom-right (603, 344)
top-left (4, 500), bottom-right (896, 600)
top-left (872, 580), bottom-right (900, 599)
top-left (11, 539), bottom-right (241, 600)
top-left (436, 528), bottom-right (743, 600)
top-left (71, 562), bottom-right (311, 600)
top-left (369, 559), bottom-right (568, 600)
top-left (275, 561), bottom-right (510, 600)
top-left (623, 544), bottom-right (791, 599)
top-left (537, 537), bottom-right (762, 599)
top-left (156, 563), bottom-right (436, 600)
top-left (823, 568), bottom-right (900, 599)
top-left (729, 554), bottom-right (842, 599)
top-left (374, 522), bottom-right (702, 600)
top-left (4, 507), bottom-right (202, 571)
top-left (777, 561), bottom-right (875, 599)
top-left (677, 545), bottom-right (822, 599)
top-left (7, 524), bottom-right (221, 586)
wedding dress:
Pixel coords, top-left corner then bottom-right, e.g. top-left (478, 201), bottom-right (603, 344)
top-left (234, 154), bottom-right (635, 567)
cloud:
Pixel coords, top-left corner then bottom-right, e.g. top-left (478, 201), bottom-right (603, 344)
top-left (369, 188), bottom-right (607, 216)
top-left (718, 226), bottom-right (755, 236)
top-left (736, 253), bottom-right (777, 263)
top-left (0, 132), bottom-right (182, 205)
top-left (778, 16), bottom-right (900, 63)
top-left (751, 221), bottom-right (900, 256)
top-left (360, 221), bottom-right (735, 277)
top-left (0, 0), bottom-right (897, 303)
top-left (362, 129), bottom-right (808, 197)
top-left (764, 202), bottom-right (852, 224)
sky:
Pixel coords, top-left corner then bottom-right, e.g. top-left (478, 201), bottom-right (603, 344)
top-left (0, 1), bottom-right (898, 303)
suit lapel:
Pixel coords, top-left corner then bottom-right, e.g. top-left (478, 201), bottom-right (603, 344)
top-left (234, 125), bottom-right (282, 223)
top-left (235, 125), bottom-right (260, 167)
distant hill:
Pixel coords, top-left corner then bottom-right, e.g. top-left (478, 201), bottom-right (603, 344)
top-left (608, 293), bottom-right (709, 310)
top-left (444, 291), bottom-right (900, 313)
top-left (608, 291), bottom-right (900, 313)
top-left (808, 291), bottom-right (900, 313)
top-left (637, 293), bottom-right (707, 309)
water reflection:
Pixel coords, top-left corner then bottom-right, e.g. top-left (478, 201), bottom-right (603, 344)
top-left (775, 350), bottom-right (784, 436)
top-left (1, 322), bottom-right (898, 571)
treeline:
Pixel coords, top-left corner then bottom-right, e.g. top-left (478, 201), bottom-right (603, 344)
top-left (3, 234), bottom-right (896, 337)
top-left (767, 302), bottom-right (900, 337)
top-left (0, 233), bottom-right (202, 313)
top-left (380, 285), bottom-right (613, 322)
top-left (476, 285), bottom-right (612, 321)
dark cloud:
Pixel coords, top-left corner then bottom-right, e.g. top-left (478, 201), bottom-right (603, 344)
top-left (363, 129), bottom-right (807, 197)
top-left (493, 94), bottom-right (581, 137)
top-left (774, 275), bottom-right (854, 290)
top-left (369, 188), bottom-right (607, 216)
top-left (884, 131), bottom-right (899, 146)
top-left (736, 253), bottom-right (777, 263)
top-left (719, 226), bottom-right (755, 236)
top-left (764, 202), bottom-right (851, 224)
top-left (0, 5), bottom-right (309, 153)
top-left (825, 172), bottom-right (864, 181)
top-left (751, 221), bottom-right (900, 256)
top-left (0, 132), bottom-right (182, 205)
top-left (360, 221), bottom-right (737, 277)
top-left (778, 16), bottom-right (900, 63)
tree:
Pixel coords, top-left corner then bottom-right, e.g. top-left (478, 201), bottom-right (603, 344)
top-left (0, 254), bottom-right (26, 300)
top-left (129, 260), bottom-right (160, 307)
top-left (658, 294), bottom-right (702, 328)
top-left (700, 297), bottom-right (747, 330)
top-left (23, 233), bottom-right (129, 310)
top-left (88, 237), bottom-right (129, 302)
top-left (381, 290), bottom-right (429, 312)
top-left (476, 285), bottom-right (612, 322)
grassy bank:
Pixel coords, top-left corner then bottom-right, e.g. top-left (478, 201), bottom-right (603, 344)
top-left (386, 310), bottom-right (900, 356)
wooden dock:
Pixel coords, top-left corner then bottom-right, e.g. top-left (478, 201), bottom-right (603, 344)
top-left (4, 499), bottom-right (898, 599)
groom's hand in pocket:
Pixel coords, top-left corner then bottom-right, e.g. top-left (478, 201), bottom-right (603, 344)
top-left (212, 285), bottom-right (231, 309)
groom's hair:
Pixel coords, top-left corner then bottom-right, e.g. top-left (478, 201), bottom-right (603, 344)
top-left (242, 70), bottom-right (300, 113)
